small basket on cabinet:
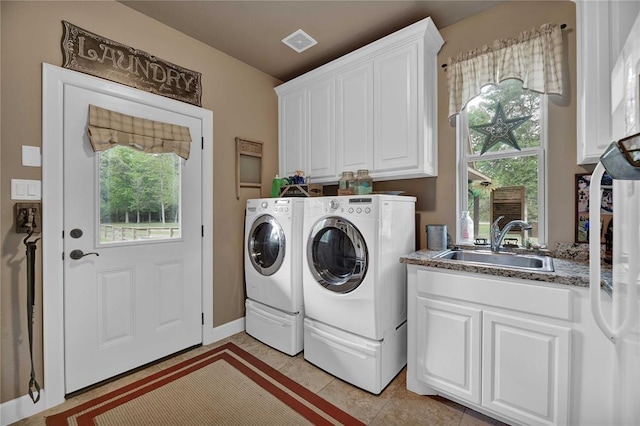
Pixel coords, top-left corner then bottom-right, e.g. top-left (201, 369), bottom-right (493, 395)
top-left (279, 184), bottom-right (323, 197)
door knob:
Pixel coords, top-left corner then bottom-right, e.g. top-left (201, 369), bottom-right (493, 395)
top-left (69, 249), bottom-right (99, 260)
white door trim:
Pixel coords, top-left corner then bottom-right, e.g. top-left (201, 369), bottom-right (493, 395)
top-left (41, 63), bottom-right (214, 408)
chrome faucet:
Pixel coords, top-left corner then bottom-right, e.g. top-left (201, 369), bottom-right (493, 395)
top-left (490, 216), bottom-right (532, 253)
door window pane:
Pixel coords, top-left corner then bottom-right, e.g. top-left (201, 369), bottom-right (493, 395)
top-left (99, 146), bottom-right (181, 243)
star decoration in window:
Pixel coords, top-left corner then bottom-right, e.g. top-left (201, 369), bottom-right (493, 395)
top-left (470, 102), bottom-right (531, 155)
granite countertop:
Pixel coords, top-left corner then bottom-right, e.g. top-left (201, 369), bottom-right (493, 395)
top-left (400, 246), bottom-right (613, 294)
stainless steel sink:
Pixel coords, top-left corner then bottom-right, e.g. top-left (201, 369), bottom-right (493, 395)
top-left (433, 249), bottom-right (554, 272)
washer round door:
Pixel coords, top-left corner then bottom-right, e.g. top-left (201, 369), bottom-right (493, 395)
top-left (307, 217), bottom-right (368, 293)
top-left (248, 214), bottom-right (285, 276)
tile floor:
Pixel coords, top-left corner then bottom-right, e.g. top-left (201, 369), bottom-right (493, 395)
top-left (15, 332), bottom-right (508, 425)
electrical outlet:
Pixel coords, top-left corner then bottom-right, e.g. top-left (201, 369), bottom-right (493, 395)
top-left (15, 203), bottom-right (41, 234)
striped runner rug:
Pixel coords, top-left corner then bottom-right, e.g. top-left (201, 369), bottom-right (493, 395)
top-left (46, 343), bottom-right (364, 425)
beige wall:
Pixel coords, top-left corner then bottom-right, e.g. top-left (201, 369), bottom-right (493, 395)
top-left (1, 0), bottom-right (590, 406)
top-left (374, 0), bottom-right (589, 249)
top-left (1, 1), bottom-right (279, 402)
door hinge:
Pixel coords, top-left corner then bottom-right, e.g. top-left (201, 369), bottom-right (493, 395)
top-left (202, 225), bottom-right (204, 237)
top-left (201, 137), bottom-right (204, 150)
top-left (201, 313), bottom-right (205, 325)
top-left (62, 252), bottom-right (64, 260)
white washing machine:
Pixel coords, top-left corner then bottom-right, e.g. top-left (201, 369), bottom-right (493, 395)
top-left (244, 197), bottom-right (305, 355)
top-left (301, 195), bottom-right (415, 394)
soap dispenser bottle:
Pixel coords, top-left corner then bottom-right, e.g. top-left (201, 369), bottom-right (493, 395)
top-left (271, 175), bottom-right (285, 198)
top-left (459, 211), bottom-right (474, 245)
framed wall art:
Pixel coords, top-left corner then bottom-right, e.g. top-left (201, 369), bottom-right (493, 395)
top-left (575, 172), bottom-right (613, 243)
top-left (235, 137), bottom-right (263, 200)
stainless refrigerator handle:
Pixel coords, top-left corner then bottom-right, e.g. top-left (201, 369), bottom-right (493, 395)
top-left (589, 163), bottom-right (616, 343)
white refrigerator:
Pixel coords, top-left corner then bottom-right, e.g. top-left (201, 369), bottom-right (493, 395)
top-left (589, 10), bottom-right (640, 425)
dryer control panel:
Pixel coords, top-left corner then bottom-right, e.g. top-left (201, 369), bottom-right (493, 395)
top-left (347, 197), bottom-right (373, 215)
top-left (322, 197), bottom-right (374, 217)
top-left (268, 199), bottom-right (291, 214)
top-left (247, 198), bottom-right (292, 215)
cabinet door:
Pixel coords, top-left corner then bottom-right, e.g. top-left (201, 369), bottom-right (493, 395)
top-left (415, 297), bottom-right (482, 404)
top-left (336, 63), bottom-right (374, 174)
top-left (576, 0), bottom-right (640, 164)
top-left (482, 311), bottom-right (570, 426)
top-left (307, 78), bottom-right (336, 181)
top-left (279, 90), bottom-right (306, 177)
top-left (373, 42), bottom-right (419, 173)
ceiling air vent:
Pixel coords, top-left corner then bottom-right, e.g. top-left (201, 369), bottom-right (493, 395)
top-left (282, 29), bottom-right (318, 53)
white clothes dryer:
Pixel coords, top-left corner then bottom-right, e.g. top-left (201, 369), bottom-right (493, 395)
top-left (244, 197), bottom-right (305, 355)
top-left (301, 195), bottom-right (415, 393)
top-left (302, 195), bottom-right (415, 340)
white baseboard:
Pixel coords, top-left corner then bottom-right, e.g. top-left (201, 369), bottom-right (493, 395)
top-left (0, 390), bottom-right (46, 426)
top-left (2, 318), bottom-right (246, 425)
top-left (203, 316), bottom-right (245, 345)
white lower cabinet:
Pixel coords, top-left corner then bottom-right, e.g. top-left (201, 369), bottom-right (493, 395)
top-left (415, 297), bottom-right (482, 404)
top-left (408, 267), bottom-right (572, 426)
top-left (481, 312), bottom-right (570, 426)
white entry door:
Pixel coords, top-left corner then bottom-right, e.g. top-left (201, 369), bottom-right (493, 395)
top-left (62, 84), bottom-right (203, 393)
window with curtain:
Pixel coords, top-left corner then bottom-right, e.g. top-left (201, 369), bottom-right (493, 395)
top-left (458, 79), bottom-right (545, 247)
top-left (449, 23), bottom-right (563, 248)
top-left (87, 105), bottom-right (190, 244)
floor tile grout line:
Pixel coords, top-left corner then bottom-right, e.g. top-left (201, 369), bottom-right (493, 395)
top-left (365, 383), bottom-right (403, 425)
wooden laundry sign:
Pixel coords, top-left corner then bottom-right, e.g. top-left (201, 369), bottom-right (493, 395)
top-left (61, 21), bottom-right (202, 106)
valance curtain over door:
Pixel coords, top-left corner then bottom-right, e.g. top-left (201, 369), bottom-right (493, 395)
top-left (87, 104), bottom-right (192, 160)
top-left (447, 23), bottom-right (564, 122)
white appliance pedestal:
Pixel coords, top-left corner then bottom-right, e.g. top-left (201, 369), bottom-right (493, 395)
top-left (303, 317), bottom-right (407, 394)
top-left (245, 299), bottom-right (303, 356)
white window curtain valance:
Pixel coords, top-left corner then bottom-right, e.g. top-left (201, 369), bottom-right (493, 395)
top-left (447, 23), bottom-right (564, 121)
top-left (87, 105), bottom-right (192, 160)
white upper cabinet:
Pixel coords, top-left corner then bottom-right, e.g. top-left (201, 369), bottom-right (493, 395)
top-left (278, 90), bottom-right (306, 177)
top-left (275, 17), bottom-right (443, 183)
top-left (336, 62), bottom-right (374, 174)
top-left (576, 0), bottom-right (640, 164)
top-left (307, 77), bottom-right (336, 181)
top-left (373, 42), bottom-right (419, 175)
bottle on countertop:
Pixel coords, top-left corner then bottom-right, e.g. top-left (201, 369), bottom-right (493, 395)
top-left (459, 210), bottom-right (475, 245)
top-left (270, 175), bottom-right (288, 198)
top-left (355, 169), bottom-right (373, 195)
top-left (338, 171), bottom-right (355, 196)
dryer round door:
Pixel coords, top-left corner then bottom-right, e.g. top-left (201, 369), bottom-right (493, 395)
top-left (307, 217), bottom-right (368, 293)
top-left (248, 214), bottom-right (285, 276)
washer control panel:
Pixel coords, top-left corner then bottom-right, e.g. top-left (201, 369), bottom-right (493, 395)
top-left (248, 198), bottom-right (291, 214)
top-left (323, 197), bottom-right (374, 217)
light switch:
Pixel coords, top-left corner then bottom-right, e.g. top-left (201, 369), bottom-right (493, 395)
top-left (22, 146), bottom-right (41, 167)
top-left (11, 179), bottom-right (41, 200)
top-left (15, 182), bottom-right (26, 197)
